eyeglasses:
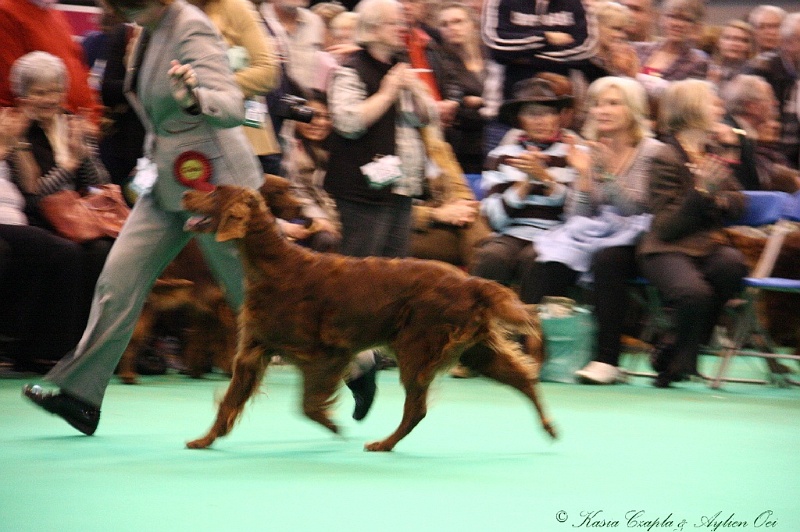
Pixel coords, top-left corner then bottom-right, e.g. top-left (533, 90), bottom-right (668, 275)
top-left (26, 85), bottom-right (66, 98)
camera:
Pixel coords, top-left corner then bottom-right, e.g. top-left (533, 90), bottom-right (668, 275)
top-left (274, 95), bottom-right (316, 123)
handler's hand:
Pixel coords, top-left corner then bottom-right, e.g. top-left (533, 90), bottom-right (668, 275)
top-left (168, 60), bottom-right (199, 110)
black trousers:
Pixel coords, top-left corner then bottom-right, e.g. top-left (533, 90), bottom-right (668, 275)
top-left (0, 224), bottom-right (83, 368)
top-left (532, 246), bottom-right (640, 367)
top-left (638, 247), bottom-right (747, 375)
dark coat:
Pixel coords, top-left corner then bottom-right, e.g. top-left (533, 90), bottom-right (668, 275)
top-left (638, 135), bottom-right (746, 258)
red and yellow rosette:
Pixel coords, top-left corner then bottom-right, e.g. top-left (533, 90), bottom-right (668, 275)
top-left (174, 150), bottom-right (214, 191)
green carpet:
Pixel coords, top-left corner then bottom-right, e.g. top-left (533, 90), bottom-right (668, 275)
top-left (1, 358), bottom-right (798, 532)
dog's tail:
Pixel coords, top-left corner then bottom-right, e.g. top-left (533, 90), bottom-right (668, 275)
top-left (473, 279), bottom-right (538, 335)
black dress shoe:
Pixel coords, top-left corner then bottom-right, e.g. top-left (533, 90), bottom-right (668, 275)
top-left (345, 365), bottom-right (377, 421)
top-left (652, 372), bottom-right (674, 388)
top-left (22, 384), bottom-right (100, 435)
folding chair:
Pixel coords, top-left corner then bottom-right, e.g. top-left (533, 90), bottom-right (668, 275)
top-left (710, 191), bottom-right (800, 389)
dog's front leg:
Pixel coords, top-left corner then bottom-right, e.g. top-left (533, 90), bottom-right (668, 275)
top-left (186, 336), bottom-right (269, 449)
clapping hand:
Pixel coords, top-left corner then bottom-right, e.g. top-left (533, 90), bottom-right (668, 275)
top-left (693, 153), bottom-right (732, 194)
top-left (0, 107), bottom-right (29, 157)
top-left (507, 147), bottom-right (553, 183)
top-left (64, 114), bottom-right (91, 170)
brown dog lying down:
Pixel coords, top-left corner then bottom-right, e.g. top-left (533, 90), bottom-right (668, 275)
top-left (182, 181), bottom-right (556, 452)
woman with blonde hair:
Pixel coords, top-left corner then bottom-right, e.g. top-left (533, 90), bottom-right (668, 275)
top-left (529, 76), bottom-right (663, 384)
top-left (592, 1), bottom-right (640, 78)
top-left (707, 20), bottom-right (756, 90)
top-left (436, 2), bottom-right (490, 173)
top-left (638, 79), bottom-right (748, 387)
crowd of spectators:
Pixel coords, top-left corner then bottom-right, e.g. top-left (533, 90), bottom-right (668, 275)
top-left (1, 0), bottom-right (799, 397)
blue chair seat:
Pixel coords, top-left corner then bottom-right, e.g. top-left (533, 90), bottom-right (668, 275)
top-left (743, 277), bottom-right (800, 292)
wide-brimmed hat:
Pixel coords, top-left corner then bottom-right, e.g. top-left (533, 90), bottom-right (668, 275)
top-left (498, 78), bottom-right (574, 127)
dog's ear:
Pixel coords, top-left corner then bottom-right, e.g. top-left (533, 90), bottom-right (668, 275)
top-left (216, 202), bottom-right (251, 242)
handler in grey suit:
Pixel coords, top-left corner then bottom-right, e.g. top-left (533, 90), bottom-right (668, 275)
top-left (23, 0), bottom-right (263, 435)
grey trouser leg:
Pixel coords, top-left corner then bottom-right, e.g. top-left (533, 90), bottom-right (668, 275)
top-left (45, 194), bottom-right (244, 406)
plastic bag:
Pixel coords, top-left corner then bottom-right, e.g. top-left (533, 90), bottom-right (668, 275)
top-left (539, 304), bottom-right (595, 384)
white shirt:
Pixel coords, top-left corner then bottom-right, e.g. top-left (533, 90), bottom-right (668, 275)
top-left (0, 161), bottom-right (28, 225)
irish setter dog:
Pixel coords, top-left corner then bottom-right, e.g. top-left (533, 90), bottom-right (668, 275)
top-left (182, 180), bottom-right (556, 452)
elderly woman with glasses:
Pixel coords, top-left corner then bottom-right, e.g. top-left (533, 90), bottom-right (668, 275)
top-left (5, 51), bottom-right (113, 340)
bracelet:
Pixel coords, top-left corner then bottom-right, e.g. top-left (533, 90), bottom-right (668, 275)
top-left (14, 142), bottom-right (32, 152)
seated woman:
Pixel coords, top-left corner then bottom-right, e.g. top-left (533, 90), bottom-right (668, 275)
top-left (469, 78), bottom-right (575, 304)
top-left (0, 107), bottom-right (83, 372)
top-left (638, 79), bottom-right (748, 388)
top-left (5, 52), bottom-right (113, 331)
top-left (528, 76), bottom-right (663, 384)
top-left (279, 90), bottom-right (341, 252)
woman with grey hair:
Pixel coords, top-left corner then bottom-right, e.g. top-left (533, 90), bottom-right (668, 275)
top-left (6, 51), bottom-right (113, 340)
top-left (0, 106), bottom-right (84, 373)
top-left (637, 79), bottom-right (747, 388)
top-left (527, 76), bottom-right (663, 384)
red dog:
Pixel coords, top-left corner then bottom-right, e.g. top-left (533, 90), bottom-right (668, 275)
top-left (183, 181), bottom-right (556, 452)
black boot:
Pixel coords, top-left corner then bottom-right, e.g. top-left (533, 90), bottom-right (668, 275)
top-left (345, 365), bottom-right (377, 421)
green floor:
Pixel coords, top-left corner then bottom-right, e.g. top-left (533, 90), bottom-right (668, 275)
top-left (1, 358), bottom-right (799, 532)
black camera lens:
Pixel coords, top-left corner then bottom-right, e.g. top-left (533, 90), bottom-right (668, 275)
top-left (275, 95), bottom-right (316, 123)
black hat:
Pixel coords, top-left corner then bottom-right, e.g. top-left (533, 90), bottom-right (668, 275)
top-left (498, 78), bottom-right (574, 127)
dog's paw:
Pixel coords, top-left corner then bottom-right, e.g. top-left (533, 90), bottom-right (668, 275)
top-left (118, 373), bottom-right (139, 385)
top-left (186, 436), bottom-right (214, 449)
top-left (364, 440), bottom-right (394, 452)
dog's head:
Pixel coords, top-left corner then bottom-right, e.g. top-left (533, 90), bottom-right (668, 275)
top-left (183, 186), bottom-right (267, 242)
top-left (260, 174), bottom-right (305, 222)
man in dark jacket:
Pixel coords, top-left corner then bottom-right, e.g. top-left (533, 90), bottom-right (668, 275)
top-left (481, 0), bottom-right (599, 98)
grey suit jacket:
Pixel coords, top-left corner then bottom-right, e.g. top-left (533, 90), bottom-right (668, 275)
top-left (125, 0), bottom-right (262, 211)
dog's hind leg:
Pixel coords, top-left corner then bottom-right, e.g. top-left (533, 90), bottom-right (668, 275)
top-left (468, 338), bottom-right (557, 440)
top-left (186, 339), bottom-right (270, 449)
top-left (297, 352), bottom-right (350, 434)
